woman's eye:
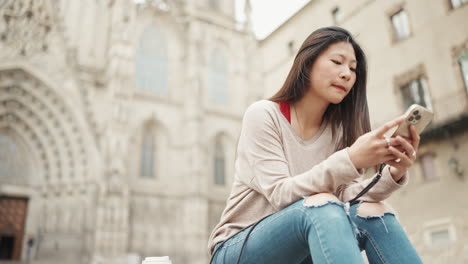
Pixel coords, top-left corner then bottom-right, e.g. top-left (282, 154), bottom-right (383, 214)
top-left (332, 60), bottom-right (356, 72)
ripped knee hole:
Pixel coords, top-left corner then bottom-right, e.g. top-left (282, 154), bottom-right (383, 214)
top-left (303, 193), bottom-right (341, 207)
top-left (357, 202), bottom-right (394, 217)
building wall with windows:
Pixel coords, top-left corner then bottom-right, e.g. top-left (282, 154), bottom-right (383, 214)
top-left (0, 0), bottom-right (260, 263)
top-left (259, 0), bottom-right (468, 263)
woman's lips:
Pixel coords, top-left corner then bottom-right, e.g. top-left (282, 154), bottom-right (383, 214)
top-left (332, 85), bottom-right (346, 91)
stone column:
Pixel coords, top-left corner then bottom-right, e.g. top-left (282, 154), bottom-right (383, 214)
top-left (181, 19), bottom-right (211, 264)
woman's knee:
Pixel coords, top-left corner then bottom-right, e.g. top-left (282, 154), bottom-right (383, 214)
top-left (303, 193), bottom-right (340, 207)
top-left (356, 202), bottom-right (394, 217)
top-left (302, 193), bottom-right (348, 221)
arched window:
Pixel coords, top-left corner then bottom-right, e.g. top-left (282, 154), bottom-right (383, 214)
top-left (139, 126), bottom-right (155, 178)
top-left (0, 132), bottom-right (29, 185)
top-left (135, 25), bottom-right (168, 93)
top-left (213, 136), bottom-right (225, 185)
top-left (208, 48), bottom-right (229, 104)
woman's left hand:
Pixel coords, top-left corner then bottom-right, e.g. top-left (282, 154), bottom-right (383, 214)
top-left (386, 125), bottom-right (420, 182)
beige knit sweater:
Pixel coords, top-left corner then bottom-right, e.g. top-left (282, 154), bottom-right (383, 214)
top-left (208, 100), bottom-right (408, 255)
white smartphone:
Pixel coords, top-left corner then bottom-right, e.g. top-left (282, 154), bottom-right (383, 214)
top-left (391, 104), bottom-right (433, 138)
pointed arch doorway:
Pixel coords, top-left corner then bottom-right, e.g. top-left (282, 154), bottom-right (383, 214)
top-left (0, 67), bottom-right (91, 261)
top-left (0, 129), bottom-right (33, 261)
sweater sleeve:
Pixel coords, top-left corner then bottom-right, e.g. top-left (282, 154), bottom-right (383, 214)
top-left (335, 165), bottom-right (409, 202)
top-left (237, 102), bottom-right (363, 211)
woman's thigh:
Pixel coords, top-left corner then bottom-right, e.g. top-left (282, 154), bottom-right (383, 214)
top-left (212, 199), bottom-right (310, 264)
top-left (212, 198), bottom-right (358, 264)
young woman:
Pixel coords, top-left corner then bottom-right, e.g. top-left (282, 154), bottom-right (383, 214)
top-left (208, 27), bottom-right (423, 264)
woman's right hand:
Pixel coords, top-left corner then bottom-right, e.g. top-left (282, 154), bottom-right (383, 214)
top-left (348, 116), bottom-right (406, 170)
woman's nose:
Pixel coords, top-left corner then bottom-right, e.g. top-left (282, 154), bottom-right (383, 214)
top-left (340, 70), bottom-right (351, 81)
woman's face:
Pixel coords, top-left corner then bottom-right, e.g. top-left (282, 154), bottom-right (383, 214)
top-left (308, 41), bottom-right (357, 104)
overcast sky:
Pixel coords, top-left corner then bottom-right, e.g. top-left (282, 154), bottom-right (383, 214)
top-left (235, 0), bottom-right (310, 39)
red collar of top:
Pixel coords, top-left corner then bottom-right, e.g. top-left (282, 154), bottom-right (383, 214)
top-left (278, 101), bottom-right (291, 123)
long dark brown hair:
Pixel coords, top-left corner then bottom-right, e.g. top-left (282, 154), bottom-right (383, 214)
top-left (269, 26), bottom-right (371, 151)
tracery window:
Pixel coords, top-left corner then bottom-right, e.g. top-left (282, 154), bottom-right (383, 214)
top-left (208, 49), bottom-right (229, 104)
top-left (140, 126), bottom-right (156, 178)
top-left (135, 25), bottom-right (168, 93)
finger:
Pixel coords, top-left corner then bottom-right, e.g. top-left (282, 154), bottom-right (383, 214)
top-left (388, 146), bottom-right (411, 166)
top-left (380, 137), bottom-right (399, 148)
top-left (409, 125), bottom-right (420, 149)
top-left (380, 137), bottom-right (411, 152)
top-left (384, 154), bottom-right (399, 163)
top-left (395, 136), bottom-right (416, 158)
top-left (396, 135), bottom-right (413, 145)
top-left (394, 146), bottom-right (406, 152)
top-left (385, 160), bottom-right (404, 170)
top-left (387, 138), bottom-right (410, 150)
top-left (388, 146), bottom-right (412, 167)
top-left (375, 116), bottom-right (406, 137)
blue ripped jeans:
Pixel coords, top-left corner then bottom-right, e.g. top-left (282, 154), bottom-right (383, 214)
top-left (211, 199), bottom-right (422, 264)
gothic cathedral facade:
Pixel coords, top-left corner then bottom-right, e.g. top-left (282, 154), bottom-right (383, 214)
top-left (0, 0), bottom-right (260, 263)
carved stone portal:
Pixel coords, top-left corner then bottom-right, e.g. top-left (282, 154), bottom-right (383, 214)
top-left (0, 0), bottom-right (54, 56)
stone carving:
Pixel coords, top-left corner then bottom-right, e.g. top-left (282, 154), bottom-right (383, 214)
top-left (0, 69), bottom-right (88, 183)
top-left (0, 0), bottom-right (53, 56)
top-left (92, 148), bottom-right (129, 257)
